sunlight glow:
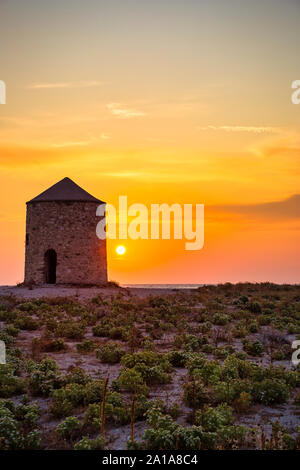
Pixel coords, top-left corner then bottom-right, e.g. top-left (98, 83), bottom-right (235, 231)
top-left (116, 245), bottom-right (126, 255)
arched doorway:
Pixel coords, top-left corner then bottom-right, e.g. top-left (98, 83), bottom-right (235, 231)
top-left (44, 249), bottom-right (57, 284)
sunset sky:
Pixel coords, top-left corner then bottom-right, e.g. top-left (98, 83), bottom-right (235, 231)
top-left (0, 0), bottom-right (300, 285)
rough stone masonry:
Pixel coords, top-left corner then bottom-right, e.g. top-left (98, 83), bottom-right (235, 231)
top-left (24, 177), bottom-right (107, 285)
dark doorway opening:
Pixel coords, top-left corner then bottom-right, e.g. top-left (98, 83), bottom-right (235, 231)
top-left (44, 249), bottom-right (57, 284)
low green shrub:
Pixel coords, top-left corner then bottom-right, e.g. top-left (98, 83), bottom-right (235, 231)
top-left (84, 403), bottom-right (102, 431)
top-left (76, 340), bottom-right (96, 353)
top-left (27, 358), bottom-right (62, 396)
top-left (0, 363), bottom-right (26, 397)
top-left (251, 379), bottom-right (289, 405)
top-left (96, 342), bottom-right (125, 364)
top-left (55, 321), bottom-right (86, 340)
top-left (248, 322), bottom-right (259, 333)
top-left (85, 379), bottom-right (105, 404)
top-left (212, 314), bottom-right (229, 326)
top-left (56, 416), bottom-right (81, 441)
top-left (14, 314), bottom-right (40, 331)
top-left (243, 339), bottom-right (264, 357)
top-left (33, 338), bottom-right (67, 353)
top-left (167, 350), bottom-right (189, 367)
top-left (4, 325), bottom-right (20, 337)
top-left (143, 405), bottom-right (246, 450)
top-left (120, 351), bottom-right (172, 385)
top-left (64, 367), bottom-right (92, 386)
top-left (113, 368), bottom-right (149, 395)
top-left (174, 333), bottom-right (206, 352)
top-left (195, 404), bottom-right (234, 431)
top-left (0, 400), bottom-right (40, 450)
top-left (247, 302), bottom-right (262, 314)
top-left (74, 436), bottom-right (104, 450)
top-left (183, 379), bottom-right (208, 408)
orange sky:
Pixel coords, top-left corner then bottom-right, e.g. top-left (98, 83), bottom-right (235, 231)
top-left (0, 0), bottom-right (299, 285)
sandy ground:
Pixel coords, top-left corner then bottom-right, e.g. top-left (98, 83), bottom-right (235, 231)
top-left (1, 283), bottom-right (299, 448)
top-left (0, 285), bottom-right (193, 301)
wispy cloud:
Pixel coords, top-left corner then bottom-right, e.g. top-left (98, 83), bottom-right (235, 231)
top-left (100, 133), bottom-right (111, 140)
top-left (107, 103), bottom-right (146, 119)
top-left (103, 171), bottom-right (143, 178)
top-left (51, 140), bottom-right (93, 148)
top-left (51, 133), bottom-right (111, 148)
top-left (28, 81), bottom-right (102, 90)
top-left (199, 125), bottom-right (277, 134)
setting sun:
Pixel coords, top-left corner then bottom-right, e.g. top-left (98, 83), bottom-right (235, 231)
top-left (116, 245), bottom-right (126, 256)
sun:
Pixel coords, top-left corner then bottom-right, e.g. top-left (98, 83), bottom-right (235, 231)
top-left (116, 245), bottom-right (126, 255)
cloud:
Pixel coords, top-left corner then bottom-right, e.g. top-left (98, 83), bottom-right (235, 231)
top-left (210, 195), bottom-right (300, 219)
top-left (199, 125), bottom-right (277, 134)
top-left (107, 103), bottom-right (146, 119)
top-left (51, 133), bottom-right (111, 148)
top-left (0, 113), bottom-right (106, 131)
top-left (28, 81), bottom-right (102, 89)
top-left (100, 133), bottom-right (111, 140)
top-left (102, 171), bottom-right (143, 178)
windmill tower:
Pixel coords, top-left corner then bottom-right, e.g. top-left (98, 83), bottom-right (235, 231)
top-left (24, 177), bottom-right (107, 285)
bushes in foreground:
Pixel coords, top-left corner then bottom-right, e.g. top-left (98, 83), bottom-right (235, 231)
top-left (50, 379), bottom-right (105, 417)
top-left (0, 286), bottom-right (299, 450)
top-left (96, 342), bottom-right (125, 364)
top-left (0, 363), bottom-right (26, 397)
top-left (27, 357), bottom-right (62, 396)
top-left (74, 436), bottom-right (104, 450)
top-left (119, 351), bottom-right (172, 385)
top-left (0, 399), bottom-right (40, 450)
top-left (183, 354), bottom-right (299, 407)
top-left (251, 379), bottom-right (289, 405)
top-left (143, 405), bottom-right (247, 450)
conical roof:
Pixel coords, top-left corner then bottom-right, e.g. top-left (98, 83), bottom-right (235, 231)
top-left (27, 177), bottom-right (105, 204)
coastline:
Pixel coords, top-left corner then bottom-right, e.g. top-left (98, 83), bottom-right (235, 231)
top-left (0, 284), bottom-right (195, 300)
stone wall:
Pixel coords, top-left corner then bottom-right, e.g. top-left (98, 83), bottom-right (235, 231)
top-left (24, 201), bottom-right (107, 285)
